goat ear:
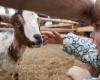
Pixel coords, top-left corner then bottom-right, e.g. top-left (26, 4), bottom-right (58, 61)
top-left (0, 14), bottom-right (12, 23)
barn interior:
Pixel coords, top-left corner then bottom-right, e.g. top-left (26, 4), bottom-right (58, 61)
top-left (0, 0), bottom-right (99, 80)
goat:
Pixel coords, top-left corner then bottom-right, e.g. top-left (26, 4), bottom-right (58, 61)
top-left (0, 6), bottom-right (43, 80)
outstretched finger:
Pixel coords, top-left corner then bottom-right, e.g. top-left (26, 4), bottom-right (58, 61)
top-left (41, 31), bottom-right (55, 38)
top-left (52, 31), bottom-right (62, 39)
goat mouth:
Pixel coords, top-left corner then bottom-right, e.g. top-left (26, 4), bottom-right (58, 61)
top-left (25, 37), bottom-right (42, 48)
top-left (28, 41), bottom-right (42, 48)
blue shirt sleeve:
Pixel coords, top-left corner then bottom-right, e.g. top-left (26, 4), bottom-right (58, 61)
top-left (62, 33), bottom-right (100, 70)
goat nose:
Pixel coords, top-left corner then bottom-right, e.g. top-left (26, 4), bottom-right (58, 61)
top-left (34, 34), bottom-right (42, 40)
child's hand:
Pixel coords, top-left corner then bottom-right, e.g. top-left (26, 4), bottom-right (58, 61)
top-left (52, 31), bottom-right (64, 44)
top-left (41, 31), bottom-right (64, 44)
top-left (67, 66), bottom-right (91, 80)
top-left (41, 31), bottom-right (55, 45)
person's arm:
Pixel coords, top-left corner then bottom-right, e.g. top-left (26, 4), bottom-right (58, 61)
top-left (62, 32), bottom-right (100, 70)
top-left (41, 31), bottom-right (100, 69)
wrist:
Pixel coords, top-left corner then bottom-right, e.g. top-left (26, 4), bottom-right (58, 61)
top-left (60, 34), bottom-right (65, 44)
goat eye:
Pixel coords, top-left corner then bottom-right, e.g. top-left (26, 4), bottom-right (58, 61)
top-left (16, 20), bottom-right (20, 25)
top-left (14, 16), bottom-right (19, 24)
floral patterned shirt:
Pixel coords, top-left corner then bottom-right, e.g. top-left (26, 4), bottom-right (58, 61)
top-left (63, 33), bottom-right (100, 69)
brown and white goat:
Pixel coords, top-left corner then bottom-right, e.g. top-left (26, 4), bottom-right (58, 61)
top-left (0, 6), bottom-right (43, 80)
